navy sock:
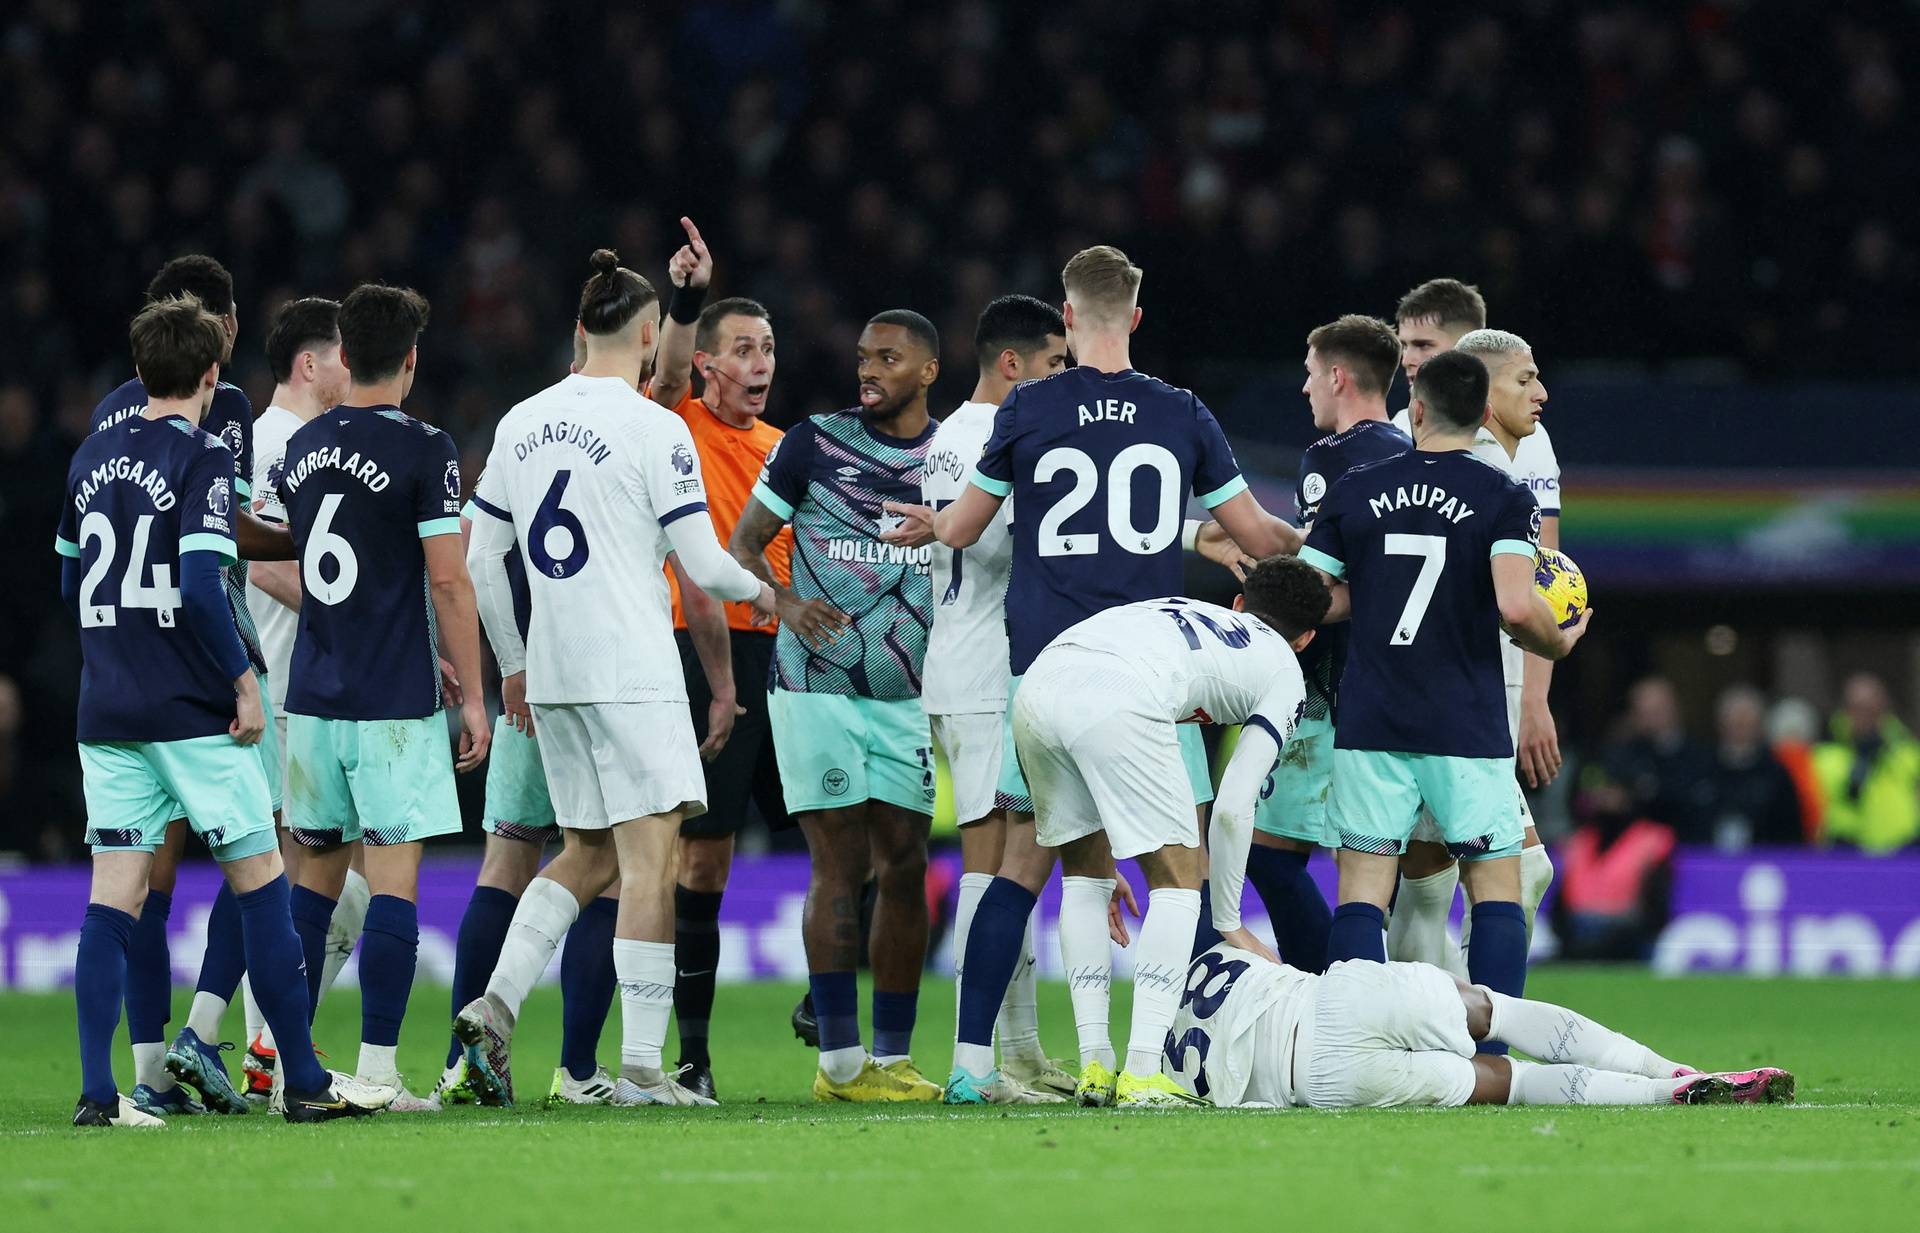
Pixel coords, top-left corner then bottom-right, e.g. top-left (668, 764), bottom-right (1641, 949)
top-left (810, 970), bottom-right (860, 1053)
top-left (559, 896), bottom-right (618, 1081)
top-left (125, 888), bottom-right (172, 1045)
top-left (1327, 901), bottom-right (1387, 965)
top-left (1246, 847), bottom-right (1332, 974)
top-left (673, 886), bottom-right (724, 1068)
top-left (194, 882), bottom-right (247, 1002)
top-left (872, 989), bottom-right (917, 1059)
top-left (1467, 900), bottom-right (1528, 1056)
top-left (358, 895), bottom-right (418, 1049)
top-left (955, 877), bottom-right (1036, 1049)
top-left (447, 885), bottom-right (519, 1067)
top-left (1192, 881), bottom-right (1224, 959)
top-left (289, 885), bottom-right (337, 1021)
top-left (76, 903), bottom-right (136, 1105)
top-left (237, 876), bottom-right (328, 1092)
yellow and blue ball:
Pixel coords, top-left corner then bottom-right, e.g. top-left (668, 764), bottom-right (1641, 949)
top-left (1534, 547), bottom-right (1588, 629)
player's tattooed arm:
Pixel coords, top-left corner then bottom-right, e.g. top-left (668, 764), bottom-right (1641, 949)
top-left (650, 216), bottom-right (712, 413)
top-left (730, 496), bottom-right (850, 648)
top-left (236, 508), bottom-right (296, 560)
top-left (1494, 553), bottom-right (1590, 660)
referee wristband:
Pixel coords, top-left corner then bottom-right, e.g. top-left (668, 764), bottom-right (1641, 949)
top-left (668, 283), bottom-right (707, 325)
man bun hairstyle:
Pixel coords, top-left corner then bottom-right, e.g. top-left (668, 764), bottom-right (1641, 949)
top-left (1241, 555), bottom-right (1334, 642)
top-left (1061, 244), bottom-right (1143, 324)
top-left (975, 294), bottom-right (1065, 366)
top-left (337, 283), bottom-right (430, 384)
top-left (1395, 278), bottom-right (1486, 332)
top-left (1306, 314), bottom-right (1402, 397)
top-left (147, 254), bottom-right (236, 317)
top-left (1412, 349), bottom-right (1491, 432)
top-left (867, 308), bottom-right (940, 357)
top-left (130, 295), bottom-right (228, 400)
top-left (265, 296), bottom-right (341, 383)
top-left (578, 248), bottom-right (658, 336)
top-left (694, 296), bottom-right (772, 355)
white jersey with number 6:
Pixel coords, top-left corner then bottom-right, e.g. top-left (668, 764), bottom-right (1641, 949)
top-left (921, 400), bottom-right (1013, 715)
top-left (469, 373), bottom-right (723, 706)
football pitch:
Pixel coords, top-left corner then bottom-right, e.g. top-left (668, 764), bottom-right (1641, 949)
top-left (2, 971), bottom-right (1913, 1233)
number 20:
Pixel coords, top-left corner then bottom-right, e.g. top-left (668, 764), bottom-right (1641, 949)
top-left (1034, 444), bottom-right (1180, 558)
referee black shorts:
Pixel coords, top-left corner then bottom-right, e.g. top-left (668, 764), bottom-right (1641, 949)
top-left (676, 627), bottom-right (793, 837)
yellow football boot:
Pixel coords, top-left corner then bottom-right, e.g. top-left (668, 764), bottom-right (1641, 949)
top-left (1115, 1069), bottom-right (1207, 1108)
top-left (812, 1058), bottom-right (934, 1103)
top-left (1075, 1059), bottom-right (1118, 1107)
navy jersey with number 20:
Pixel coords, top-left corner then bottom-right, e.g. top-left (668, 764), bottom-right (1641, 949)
top-left (972, 367), bottom-right (1246, 674)
top-left (277, 404), bottom-right (462, 721)
top-left (1300, 449), bottom-right (1540, 759)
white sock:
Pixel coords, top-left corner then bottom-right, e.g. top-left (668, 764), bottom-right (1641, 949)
top-left (953, 1041), bottom-right (995, 1079)
top-left (614, 938), bottom-right (675, 1075)
top-left (241, 975), bottom-right (269, 1049)
top-left (357, 1042), bottom-right (398, 1082)
top-left (820, 1045), bottom-right (867, 1084)
top-left (998, 910), bottom-right (1043, 1063)
top-left (1123, 887), bottom-right (1200, 1076)
top-left (1506, 1058), bottom-right (1670, 1106)
top-left (132, 1041), bottom-right (173, 1092)
top-left (1059, 876), bottom-right (1116, 1070)
top-left (185, 991), bottom-right (227, 1043)
top-left (485, 876), bottom-right (580, 1024)
top-left (321, 867), bottom-right (371, 998)
top-left (1487, 990), bottom-right (1687, 1078)
top-left (952, 871), bottom-right (991, 1041)
top-left (1387, 865), bottom-right (1466, 978)
top-left (1520, 844), bottom-right (1555, 939)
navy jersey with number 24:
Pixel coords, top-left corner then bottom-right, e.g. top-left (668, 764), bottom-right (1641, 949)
top-left (277, 405), bottom-right (462, 721)
top-left (972, 367), bottom-right (1246, 674)
top-left (1300, 449), bottom-right (1540, 759)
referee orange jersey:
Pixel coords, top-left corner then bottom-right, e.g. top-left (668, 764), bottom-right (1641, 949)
top-left (664, 390), bottom-right (792, 632)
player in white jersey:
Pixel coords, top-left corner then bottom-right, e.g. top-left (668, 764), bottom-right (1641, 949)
top-left (1005, 558), bottom-right (1328, 1106)
top-left (920, 296), bottom-right (1074, 1102)
top-left (459, 249), bottom-right (796, 1109)
top-left (1166, 945), bottom-right (1793, 1109)
top-left (1387, 280), bottom-right (1561, 978)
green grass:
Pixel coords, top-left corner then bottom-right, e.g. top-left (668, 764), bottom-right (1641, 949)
top-left (3, 972), bottom-right (1915, 1232)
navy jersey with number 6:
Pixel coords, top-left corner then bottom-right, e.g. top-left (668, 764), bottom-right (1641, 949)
top-left (278, 405), bottom-right (462, 721)
top-left (56, 415), bottom-right (245, 742)
top-left (1299, 450), bottom-right (1540, 758)
top-left (972, 367), bottom-right (1246, 674)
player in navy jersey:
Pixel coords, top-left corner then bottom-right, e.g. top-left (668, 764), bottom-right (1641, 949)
top-left (1244, 315), bottom-right (1411, 975)
top-left (86, 255), bottom-right (299, 1116)
top-left (1298, 350), bottom-right (1589, 1019)
top-left (58, 295), bottom-right (393, 1125)
top-left (278, 284), bottom-right (490, 1110)
top-left (900, 245), bottom-right (1301, 1105)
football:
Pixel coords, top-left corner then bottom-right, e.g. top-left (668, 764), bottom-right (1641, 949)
top-left (1535, 547), bottom-right (1589, 628)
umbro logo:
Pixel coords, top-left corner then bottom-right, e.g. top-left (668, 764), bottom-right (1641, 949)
top-left (835, 465), bottom-right (860, 481)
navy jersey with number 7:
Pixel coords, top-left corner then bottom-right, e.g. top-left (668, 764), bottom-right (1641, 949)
top-left (971, 367), bottom-right (1246, 674)
top-left (1299, 450), bottom-right (1540, 759)
top-left (278, 404), bottom-right (462, 721)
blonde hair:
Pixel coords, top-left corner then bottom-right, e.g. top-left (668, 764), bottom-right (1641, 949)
top-left (1452, 328), bottom-right (1532, 370)
top-left (1061, 245), bottom-right (1143, 325)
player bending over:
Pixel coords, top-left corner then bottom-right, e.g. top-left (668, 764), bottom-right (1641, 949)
top-left (59, 296), bottom-right (392, 1125)
top-left (1166, 945), bottom-right (1793, 1109)
top-left (996, 557), bottom-right (1330, 1107)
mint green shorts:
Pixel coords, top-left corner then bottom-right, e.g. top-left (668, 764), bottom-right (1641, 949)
top-left (81, 734), bottom-right (277, 862)
top-left (284, 713), bottom-right (463, 846)
top-left (767, 689), bottom-right (934, 816)
top-left (257, 674), bottom-right (283, 813)
top-left (1005, 674), bottom-right (1212, 809)
top-left (1254, 713), bottom-right (1333, 845)
top-left (482, 715), bottom-right (556, 843)
top-left (1327, 748), bottom-right (1522, 860)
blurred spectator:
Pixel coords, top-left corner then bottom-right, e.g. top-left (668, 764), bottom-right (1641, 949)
top-left (1551, 769), bottom-right (1676, 962)
top-left (1767, 697), bottom-right (1826, 841)
top-left (1812, 673), bottom-right (1920, 852)
top-left (1604, 677), bottom-right (1717, 842)
top-left (1707, 686), bottom-right (1805, 849)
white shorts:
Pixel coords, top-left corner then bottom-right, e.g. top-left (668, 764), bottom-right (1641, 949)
top-left (1298, 961), bottom-right (1477, 1109)
top-left (1013, 652), bottom-right (1195, 860)
top-left (931, 711), bottom-right (1002, 827)
top-left (531, 701), bottom-right (706, 830)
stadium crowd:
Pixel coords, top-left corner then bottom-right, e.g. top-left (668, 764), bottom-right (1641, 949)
top-left (3, 0), bottom-right (1918, 855)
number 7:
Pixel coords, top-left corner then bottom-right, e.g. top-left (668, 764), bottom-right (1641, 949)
top-left (1384, 533), bottom-right (1445, 646)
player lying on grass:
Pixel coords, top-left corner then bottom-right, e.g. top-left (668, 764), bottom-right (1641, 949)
top-left (989, 556), bottom-right (1329, 1107)
top-left (1165, 943), bottom-right (1794, 1109)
